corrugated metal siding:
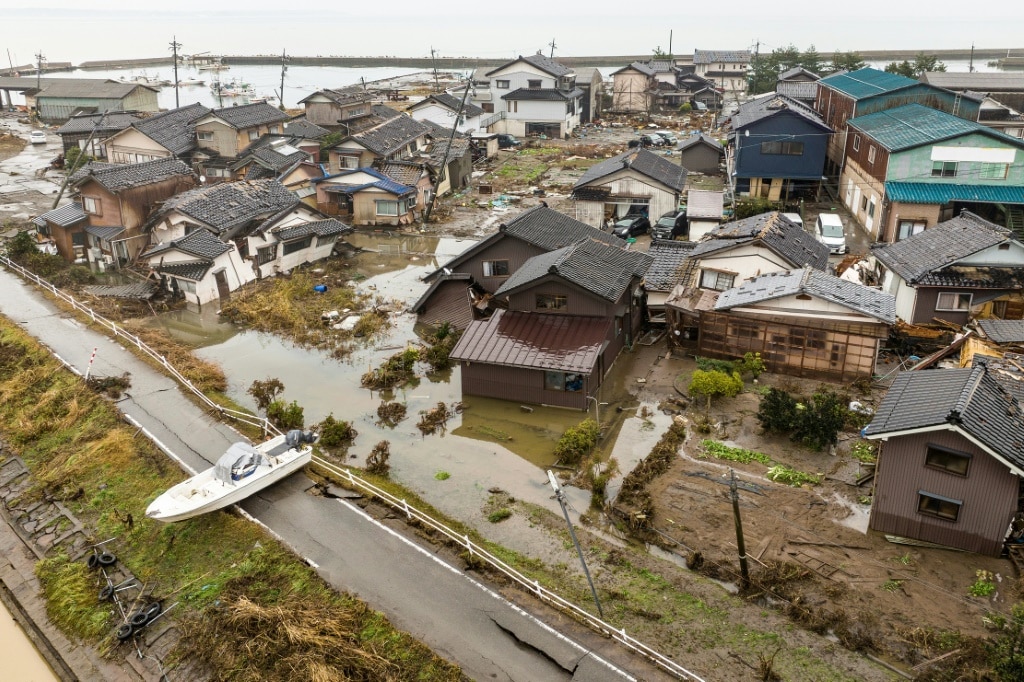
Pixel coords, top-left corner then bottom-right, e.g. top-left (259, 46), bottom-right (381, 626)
top-left (418, 280), bottom-right (475, 330)
top-left (467, 239), bottom-right (546, 293)
top-left (506, 280), bottom-right (611, 316)
top-left (911, 288), bottom-right (972, 326)
top-left (461, 362), bottom-right (590, 409)
top-left (870, 430), bottom-right (1018, 555)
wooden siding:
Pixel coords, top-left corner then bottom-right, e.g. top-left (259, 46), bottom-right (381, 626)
top-left (460, 361), bottom-right (596, 410)
top-left (418, 280), bottom-right (475, 331)
top-left (843, 134), bottom-right (890, 186)
top-left (458, 238), bottom-right (547, 293)
top-left (678, 145), bottom-right (722, 175)
top-left (870, 430), bottom-right (1018, 555)
top-left (506, 279), bottom-right (613, 317)
top-left (697, 311), bottom-right (886, 381)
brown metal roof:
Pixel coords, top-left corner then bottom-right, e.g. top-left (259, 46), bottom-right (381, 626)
top-left (450, 310), bottom-right (609, 373)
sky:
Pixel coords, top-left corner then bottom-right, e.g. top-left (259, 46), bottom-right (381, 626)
top-left (3, 2), bottom-right (1024, 67)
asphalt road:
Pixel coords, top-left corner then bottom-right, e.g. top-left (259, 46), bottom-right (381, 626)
top-left (0, 267), bottom-right (675, 681)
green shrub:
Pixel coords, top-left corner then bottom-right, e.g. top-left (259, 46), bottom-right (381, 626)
top-left (688, 369), bottom-right (743, 413)
top-left (989, 602), bottom-right (1024, 678)
top-left (267, 399), bottom-right (304, 430)
top-left (248, 378), bottom-right (285, 412)
top-left (969, 570), bottom-right (997, 597)
top-left (488, 509), bottom-right (512, 523)
top-left (757, 388), bottom-right (801, 433)
top-left (553, 419), bottom-right (601, 466)
top-left (736, 352), bottom-right (766, 379)
top-left (695, 357), bottom-right (737, 374)
top-left (757, 387), bottom-right (850, 451)
top-left (701, 440), bottom-right (773, 465)
top-left (766, 464), bottom-right (820, 487)
top-left (317, 413), bottom-right (357, 447)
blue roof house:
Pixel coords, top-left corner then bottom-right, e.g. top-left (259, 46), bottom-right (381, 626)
top-left (840, 103), bottom-right (1024, 241)
top-left (729, 93), bottom-right (832, 201)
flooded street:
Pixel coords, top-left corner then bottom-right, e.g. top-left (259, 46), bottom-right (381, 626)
top-left (0, 600), bottom-right (57, 682)
top-left (153, 231), bottom-right (645, 530)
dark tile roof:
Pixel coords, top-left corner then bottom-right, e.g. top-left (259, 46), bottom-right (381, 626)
top-left (317, 168), bottom-right (416, 197)
top-left (209, 101), bottom-right (289, 129)
top-left (57, 111), bottom-right (141, 134)
top-left (349, 114), bottom-right (429, 157)
top-left (233, 139), bottom-right (309, 174)
top-left (501, 206), bottom-right (625, 250)
top-left (495, 239), bottom-right (652, 302)
top-left (34, 79), bottom-right (156, 100)
top-left (915, 265), bottom-right (1024, 289)
top-left (428, 137), bottom-right (471, 169)
top-left (714, 267), bottom-right (896, 322)
top-left (644, 241), bottom-right (698, 292)
top-left (70, 157), bottom-right (194, 192)
top-left (374, 160), bottom-right (425, 186)
top-left (154, 260), bottom-right (215, 282)
top-left (612, 62), bottom-right (657, 77)
top-left (32, 203), bottom-right (88, 228)
top-left (693, 50), bottom-right (750, 64)
top-left (574, 147), bottom-right (687, 193)
top-left (274, 218), bottom-right (352, 241)
top-left (298, 87), bottom-right (373, 106)
top-left (450, 309), bottom-right (609, 373)
top-left (83, 224), bottom-right (126, 241)
top-left (487, 53), bottom-right (572, 78)
top-left (144, 227), bottom-right (230, 261)
top-left (778, 67), bottom-right (820, 82)
top-left (677, 133), bottom-right (723, 153)
top-left (872, 211), bottom-right (1012, 283)
top-left (979, 319), bottom-right (1024, 344)
top-left (731, 93), bottom-right (831, 131)
top-left (692, 211), bottom-right (829, 270)
top-left (502, 87), bottom-right (583, 102)
top-left (410, 271), bottom-right (472, 313)
top-left (157, 179), bottom-right (299, 234)
top-left (864, 364), bottom-right (1024, 473)
top-left (412, 93), bottom-right (485, 119)
top-left (284, 116), bottom-right (330, 139)
top-left (131, 103), bottom-right (212, 156)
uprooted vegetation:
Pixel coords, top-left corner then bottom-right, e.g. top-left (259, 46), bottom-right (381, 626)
top-left (361, 347), bottom-right (420, 390)
top-left (611, 420), bottom-right (687, 532)
top-left (416, 402), bottom-right (456, 436)
top-left (375, 400), bottom-right (407, 427)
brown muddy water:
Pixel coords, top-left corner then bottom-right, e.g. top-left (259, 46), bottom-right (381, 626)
top-left (150, 231), bottom-right (660, 535)
top-left (0, 600), bottom-right (58, 681)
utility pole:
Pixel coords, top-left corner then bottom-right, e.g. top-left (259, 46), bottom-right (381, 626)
top-left (729, 469), bottom-right (750, 589)
top-left (169, 36), bottom-right (181, 108)
top-left (548, 39), bottom-right (557, 59)
top-left (422, 78), bottom-right (473, 227)
top-left (430, 47), bottom-right (440, 93)
top-left (278, 49), bottom-right (288, 110)
top-left (969, 43), bottom-right (975, 72)
top-left (35, 50), bottom-right (45, 91)
top-left (547, 471), bottom-right (603, 618)
top-left (668, 30), bottom-right (673, 60)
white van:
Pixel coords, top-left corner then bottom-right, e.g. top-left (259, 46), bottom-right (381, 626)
top-left (814, 213), bottom-right (847, 254)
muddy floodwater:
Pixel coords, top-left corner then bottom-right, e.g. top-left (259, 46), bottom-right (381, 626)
top-left (149, 232), bottom-right (658, 528)
top-left (0, 600), bottom-right (58, 682)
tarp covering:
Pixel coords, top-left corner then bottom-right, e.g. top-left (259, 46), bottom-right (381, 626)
top-left (213, 442), bottom-right (264, 484)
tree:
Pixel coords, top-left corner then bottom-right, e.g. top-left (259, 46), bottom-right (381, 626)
top-left (688, 369), bottom-right (743, 414)
top-left (884, 61), bottom-right (915, 78)
top-left (801, 45), bottom-right (823, 75)
top-left (652, 46), bottom-right (669, 59)
top-left (886, 53), bottom-right (947, 78)
top-left (826, 51), bottom-right (867, 74)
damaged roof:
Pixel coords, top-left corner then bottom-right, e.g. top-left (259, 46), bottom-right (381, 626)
top-left (374, 160), bottom-right (426, 186)
top-left (864, 364), bottom-right (1024, 474)
top-left (129, 102), bottom-right (212, 156)
top-left (143, 226), bottom-right (231, 261)
top-left (487, 53), bottom-right (573, 78)
top-left (450, 309), bottom-right (608, 373)
top-left (644, 241), bottom-right (697, 292)
top-left (348, 114), bottom-right (430, 157)
top-left (57, 110), bottom-right (141, 134)
top-left (69, 157), bottom-right (194, 191)
top-left (574, 147), bottom-right (687, 193)
top-left (872, 211), bottom-right (1016, 284)
top-left (298, 87), bottom-right (373, 106)
top-left (979, 319), bottom-right (1024, 344)
top-left (156, 179), bottom-right (299, 234)
top-left (691, 211), bottom-right (829, 270)
top-left (274, 218), bottom-right (351, 241)
top-left (714, 267), bottom-right (896, 322)
top-left (284, 116), bottom-right (330, 139)
top-left (495, 239), bottom-right (653, 302)
top-left (32, 202), bottom-right (89, 228)
top-left (409, 92), bottom-right (485, 118)
top-left (205, 101), bottom-right (289, 129)
top-left (731, 93), bottom-right (831, 131)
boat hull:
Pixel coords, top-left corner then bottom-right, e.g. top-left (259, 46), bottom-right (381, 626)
top-left (146, 437), bottom-right (312, 523)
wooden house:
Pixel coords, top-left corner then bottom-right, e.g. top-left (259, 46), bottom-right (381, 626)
top-left (840, 104), bottom-right (1024, 241)
top-left (30, 203), bottom-right (89, 263)
top-left (864, 364), bottom-right (1024, 555)
top-left (676, 134), bottom-right (724, 175)
top-left (571, 147), bottom-right (687, 228)
top-left (30, 78), bottom-right (159, 123)
top-left (685, 189), bottom-right (724, 241)
top-left (872, 211), bottom-right (1024, 324)
top-left (326, 113), bottom-right (431, 172)
top-left (775, 67), bottom-right (820, 105)
top-left (573, 66), bottom-right (604, 123)
top-left (406, 92), bottom-right (485, 134)
top-left (192, 102), bottom-right (291, 181)
top-left (310, 168), bottom-right (417, 226)
top-left (104, 103), bottom-right (212, 164)
top-left (450, 239), bottom-right (652, 409)
top-left (692, 50), bottom-right (750, 96)
top-left (610, 62), bottom-right (656, 114)
top-left (56, 111), bottom-right (141, 160)
top-left (299, 88), bottom-right (375, 131)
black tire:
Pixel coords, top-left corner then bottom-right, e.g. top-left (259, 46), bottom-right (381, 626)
top-left (97, 552), bottom-right (116, 566)
top-left (116, 623), bottom-right (134, 641)
top-left (86, 554), bottom-right (99, 569)
top-left (98, 585), bottom-right (114, 601)
top-left (142, 602), bottom-right (162, 623)
top-left (130, 611), bottom-right (149, 628)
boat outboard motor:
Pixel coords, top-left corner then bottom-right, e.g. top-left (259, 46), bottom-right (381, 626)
top-left (285, 429), bottom-right (319, 446)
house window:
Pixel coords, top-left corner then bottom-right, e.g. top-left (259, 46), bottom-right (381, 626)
top-left (177, 279), bottom-right (197, 295)
top-left (339, 155), bottom-right (359, 169)
top-left (257, 245), bottom-right (276, 265)
top-left (852, 134), bottom-right (860, 152)
top-left (867, 145), bottom-right (876, 164)
top-left (496, 80), bottom-right (510, 89)
top-left (376, 200), bottom-right (401, 216)
top-left (544, 371), bottom-right (583, 392)
top-left (700, 269), bottom-right (735, 291)
top-left (509, 101), bottom-right (518, 113)
top-left (897, 220), bottom-right (927, 240)
top-left (81, 196), bottom-right (101, 216)
top-left (527, 79), bottom-right (541, 89)
top-left (282, 236), bottom-right (312, 255)
top-left (316, 234), bottom-right (336, 248)
top-left (932, 161), bottom-right (958, 177)
top-left (482, 103), bottom-right (494, 113)
top-left (925, 445), bottom-right (971, 476)
top-left (980, 163), bottom-right (1009, 179)
top-left (482, 260), bottom-right (509, 277)
top-left (918, 491), bottom-right (962, 522)
top-left (759, 141), bottom-right (804, 155)
top-left (536, 294), bottom-right (567, 311)
top-left (248, 130), bottom-right (260, 141)
top-left (861, 195), bottom-right (868, 212)
top-left (197, 131), bottom-right (214, 141)
top-left (936, 292), bottom-right (972, 311)
top-left (270, 125), bottom-right (281, 134)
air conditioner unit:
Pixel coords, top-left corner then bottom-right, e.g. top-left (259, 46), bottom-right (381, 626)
top-left (103, 254), bottom-right (114, 265)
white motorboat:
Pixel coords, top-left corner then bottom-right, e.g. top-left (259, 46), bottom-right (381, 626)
top-left (145, 430), bottom-right (316, 523)
top-left (175, 78), bottom-right (206, 87)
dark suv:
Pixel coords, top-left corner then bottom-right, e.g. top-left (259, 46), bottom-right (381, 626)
top-left (496, 134), bottom-right (520, 149)
top-left (611, 215), bottom-right (651, 238)
top-left (651, 210), bottom-right (688, 240)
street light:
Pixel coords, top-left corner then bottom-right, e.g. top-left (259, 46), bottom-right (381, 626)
top-left (547, 470), bottom-right (603, 618)
top-left (586, 395), bottom-right (609, 423)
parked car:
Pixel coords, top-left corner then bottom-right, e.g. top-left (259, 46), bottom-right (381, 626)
top-left (496, 134), bottom-right (520, 149)
top-left (611, 215), bottom-right (650, 238)
top-left (814, 213), bottom-right (847, 254)
top-left (653, 130), bottom-right (678, 146)
top-left (638, 133), bottom-right (663, 148)
top-left (651, 210), bottom-right (687, 240)
top-left (782, 212), bottom-right (803, 230)
top-left (29, 131), bottom-right (46, 144)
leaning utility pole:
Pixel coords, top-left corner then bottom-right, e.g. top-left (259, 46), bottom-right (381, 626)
top-left (35, 50), bottom-right (45, 91)
top-left (278, 49), bottom-right (288, 110)
top-left (169, 36), bottom-right (181, 108)
top-left (729, 469), bottom-right (751, 589)
top-left (430, 47), bottom-right (440, 92)
top-left (421, 77), bottom-right (472, 226)
top-left (547, 471), bottom-right (603, 617)
top-left (548, 39), bottom-right (557, 59)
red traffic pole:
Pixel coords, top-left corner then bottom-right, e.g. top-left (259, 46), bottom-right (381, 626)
top-left (84, 347), bottom-right (97, 381)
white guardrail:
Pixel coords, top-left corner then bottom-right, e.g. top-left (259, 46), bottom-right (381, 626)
top-left (2, 256), bottom-right (704, 682)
